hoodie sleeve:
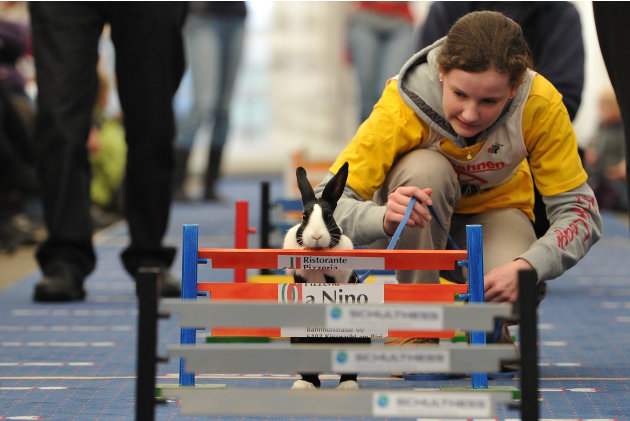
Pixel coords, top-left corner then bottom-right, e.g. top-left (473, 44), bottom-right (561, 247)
top-left (518, 182), bottom-right (602, 282)
top-left (518, 74), bottom-right (601, 281)
top-left (314, 173), bottom-right (389, 247)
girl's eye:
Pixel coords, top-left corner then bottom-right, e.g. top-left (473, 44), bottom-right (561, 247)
top-left (483, 98), bottom-right (498, 104)
top-left (454, 91), bottom-right (465, 98)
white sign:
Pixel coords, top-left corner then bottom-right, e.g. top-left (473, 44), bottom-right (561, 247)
top-left (279, 284), bottom-right (387, 337)
top-left (331, 349), bottom-right (450, 372)
top-left (326, 304), bottom-right (444, 330)
top-left (280, 326), bottom-right (386, 338)
top-left (278, 255), bottom-right (385, 270)
top-left (302, 283), bottom-right (384, 304)
top-left (372, 392), bottom-right (493, 417)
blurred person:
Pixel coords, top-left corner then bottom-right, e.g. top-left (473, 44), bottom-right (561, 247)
top-left (0, 80), bottom-right (39, 252)
top-left (29, 2), bottom-right (187, 301)
top-left (348, 1), bottom-right (414, 124)
top-left (416, 1), bottom-right (585, 238)
top-left (173, 1), bottom-right (247, 202)
top-left (584, 89), bottom-right (627, 212)
top-left (0, 2), bottom-right (42, 253)
top-left (88, 63), bottom-right (126, 229)
top-left (594, 2), bottom-right (630, 221)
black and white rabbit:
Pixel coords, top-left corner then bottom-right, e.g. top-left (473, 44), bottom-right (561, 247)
top-left (283, 162), bottom-right (369, 390)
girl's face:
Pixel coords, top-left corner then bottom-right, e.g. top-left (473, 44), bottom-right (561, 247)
top-left (439, 67), bottom-right (519, 138)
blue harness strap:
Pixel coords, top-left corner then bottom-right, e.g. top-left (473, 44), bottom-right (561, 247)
top-left (358, 198), bottom-right (459, 283)
top-left (427, 205), bottom-right (460, 251)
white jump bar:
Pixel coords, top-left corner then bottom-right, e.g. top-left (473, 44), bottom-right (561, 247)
top-left (168, 343), bottom-right (516, 374)
top-left (161, 300), bottom-right (513, 331)
top-left (170, 388), bottom-right (515, 418)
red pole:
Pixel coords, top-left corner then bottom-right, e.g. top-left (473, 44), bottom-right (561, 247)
top-left (234, 201), bottom-right (256, 282)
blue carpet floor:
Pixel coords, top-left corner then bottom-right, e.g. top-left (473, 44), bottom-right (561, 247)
top-left (1, 176), bottom-right (629, 420)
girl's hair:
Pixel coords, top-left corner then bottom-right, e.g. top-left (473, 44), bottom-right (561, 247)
top-left (437, 11), bottom-right (532, 88)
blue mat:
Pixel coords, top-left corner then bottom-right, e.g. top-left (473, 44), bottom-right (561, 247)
top-left (1, 176), bottom-right (629, 420)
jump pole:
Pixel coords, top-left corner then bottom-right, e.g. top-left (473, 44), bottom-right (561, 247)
top-left (466, 224), bottom-right (488, 389)
top-left (234, 201), bottom-right (256, 283)
top-left (180, 224), bottom-right (200, 387)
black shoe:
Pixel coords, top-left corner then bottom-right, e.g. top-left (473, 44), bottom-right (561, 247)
top-left (159, 267), bottom-right (181, 297)
top-left (33, 262), bottom-right (85, 302)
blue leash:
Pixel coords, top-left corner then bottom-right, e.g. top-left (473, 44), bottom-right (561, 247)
top-left (427, 205), bottom-right (460, 251)
top-left (355, 198), bottom-right (501, 344)
top-left (358, 198), bottom-right (459, 283)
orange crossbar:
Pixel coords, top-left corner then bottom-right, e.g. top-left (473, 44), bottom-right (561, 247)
top-left (198, 283), bottom-right (469, 338)
top-left (197, 248), bottom-right (468, 270)
top-left (198, 283), bottom-right (468, 301)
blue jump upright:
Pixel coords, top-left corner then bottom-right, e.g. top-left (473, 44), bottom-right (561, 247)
top-left (465, 224), bottom-right (488, 389)
top-left (180, 224), bottom-right (201, 387)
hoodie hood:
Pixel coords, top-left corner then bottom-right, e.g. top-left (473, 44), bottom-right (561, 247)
top-left (397, 37), bottom-right (532, 148)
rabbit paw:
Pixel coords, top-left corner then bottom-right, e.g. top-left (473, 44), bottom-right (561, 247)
top-left (291, 379), bottom-right (317, 390)
top-left (336, 380), bottom-right (359, 390)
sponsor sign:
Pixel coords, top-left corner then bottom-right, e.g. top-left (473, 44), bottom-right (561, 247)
top-left (326, 304), bottom-right (444, 330)
top-left (278, 283), bottom-right (385, 304)
top-left (332, 349), bottom-right (450, 372)
top-left (372, 392), bottom-right (492, 417)
top-left (278, 256), bottom-right (384, 270)
top-left (279, 283), bottom-right (387, 338)
top-left (280, 326), bottom-right (385, 338)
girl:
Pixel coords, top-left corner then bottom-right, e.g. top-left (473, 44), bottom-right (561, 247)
top-left (317, 11), bottom-right (602, 305)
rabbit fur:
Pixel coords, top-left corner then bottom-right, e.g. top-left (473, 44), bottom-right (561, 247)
top-left (284, 162), bottom-right (367, 390)
top-left (283, 162), bottom-right (356, 284)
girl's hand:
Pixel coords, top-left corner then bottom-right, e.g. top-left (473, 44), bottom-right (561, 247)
top-left (483, 258), bottom-right (534, 302)
top-left (383, 186), bottom-right (433, 236)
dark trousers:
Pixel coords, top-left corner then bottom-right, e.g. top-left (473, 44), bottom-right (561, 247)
top-left (593, 2), bottom-right (630, 224)
top-left (29, 2), bottom-right (187, 278)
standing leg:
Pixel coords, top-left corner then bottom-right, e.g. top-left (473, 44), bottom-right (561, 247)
top-left (378, 17), bottom-right (414, 108)
top-left (109, 4), bottom-right (186, 293)
top-left (29, 2), bottom-right (104, 301)
top-left (593, 3), bottom-right (630, 222)
top-left (204, 15), bottom-right (246, 201)
top-left (348, 11), bottom-right (380, 123)
top-left (173, 14), bottom-right (209, 200)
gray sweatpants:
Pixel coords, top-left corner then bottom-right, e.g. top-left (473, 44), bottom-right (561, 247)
top-left (371, 148), bottom-right (538, 287)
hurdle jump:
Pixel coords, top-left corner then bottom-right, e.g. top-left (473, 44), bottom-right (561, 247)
top-left (179, 224), bottom-right (480, 385)
top-left (135, 224), bottom-right (539, 420)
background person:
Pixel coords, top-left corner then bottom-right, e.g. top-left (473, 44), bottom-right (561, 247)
top-left (29, 2), bottom-right (187, 301)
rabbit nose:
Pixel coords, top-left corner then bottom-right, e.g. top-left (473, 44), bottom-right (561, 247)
top-left (312, 233), bottom-right (322, 240)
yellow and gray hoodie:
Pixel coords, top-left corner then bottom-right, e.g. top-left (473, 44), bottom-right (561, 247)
top-left (316, 38), bottom-right (602, 283)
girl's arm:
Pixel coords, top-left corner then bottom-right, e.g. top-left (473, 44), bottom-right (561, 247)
top-left (518, 182), bottom-right (602, 283)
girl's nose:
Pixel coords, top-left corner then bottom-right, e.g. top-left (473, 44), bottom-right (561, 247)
top-left (461, 102), bottom-right (479, 122)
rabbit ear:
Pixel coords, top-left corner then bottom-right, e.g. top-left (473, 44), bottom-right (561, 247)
top-left (296, 166), bottom-right (316, 207)
top-left (322, 162), bottom-right (349, 208)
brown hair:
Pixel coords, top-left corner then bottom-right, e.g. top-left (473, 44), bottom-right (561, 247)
top-left (437, 11), bottom-right (532, 88)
